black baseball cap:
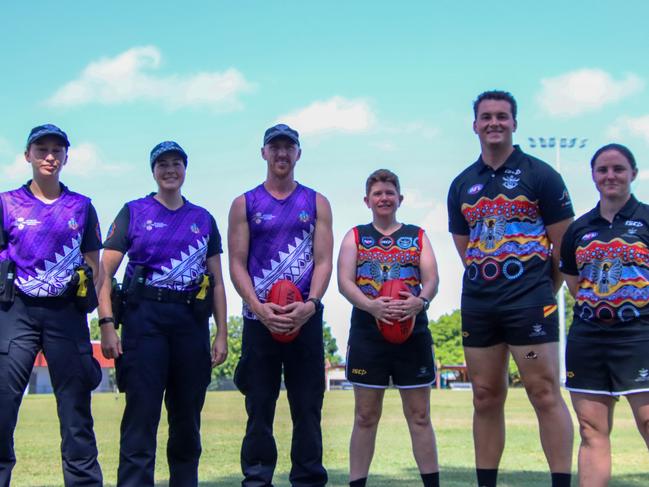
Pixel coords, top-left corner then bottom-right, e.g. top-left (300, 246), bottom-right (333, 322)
top-left (149, 141), bottom-right (188, 170)
top-left (27, 124), bottom-right (70, 148)
top-left (263, 123), bottom-right (300, 146)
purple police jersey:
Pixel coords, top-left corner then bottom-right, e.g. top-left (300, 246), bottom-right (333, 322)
top-left (104, 195), bottom-right (221, 291)
top-left (0, 184), bottom-right (100, 297)
top-left (243, 183), bottom-right (317, 319)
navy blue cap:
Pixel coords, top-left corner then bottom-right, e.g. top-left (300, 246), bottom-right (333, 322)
top-left (149, 141), bottom-right (188, 169)
top-left (263, 123), bottom-right (300, 146)
top-left (27, 124), bottom-right (70, 148)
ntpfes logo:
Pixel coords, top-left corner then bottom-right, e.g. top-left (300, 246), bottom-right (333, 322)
top-left (252, 212), bottom-right (275, 224)
top-left (145, 220), bottom-right (168, 231)
top-left (15, 217), bottom-right (40, 230)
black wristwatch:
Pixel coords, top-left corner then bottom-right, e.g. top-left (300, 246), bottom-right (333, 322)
top-left (98, 317), bottom-right (116, 326)
top-left (306, 297), bottom-right (323, 313)
top-left (418, 296), bottom-right (430, 311)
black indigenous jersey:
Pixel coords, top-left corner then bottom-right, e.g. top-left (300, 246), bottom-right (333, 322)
top-left (448, 145), bottom-right (574, 311)
top-left (560, 196), bottom-right (649, 342)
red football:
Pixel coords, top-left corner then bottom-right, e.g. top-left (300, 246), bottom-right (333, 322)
top-left (375, 279), bottom-right (415, 344)
top-left (266, 279), bottom-right (303, 343)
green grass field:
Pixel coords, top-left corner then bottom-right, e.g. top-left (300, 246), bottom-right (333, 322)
top-left (11, 389), bottom-right (648, 486)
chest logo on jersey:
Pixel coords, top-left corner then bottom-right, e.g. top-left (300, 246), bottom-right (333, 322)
top-left (15, 217), bottom-right (41, 230)
top-left (361, 236), bottom-right (375, 248)
top-left (190, 223), bottom-right (200, 234)
top-left (468, 184), bottom-right (483, 195)
top-left (145, 220), bottom-right (168, 231)
top-left (252, 212), bottom-right (275, 224)
top-left (581, 232), bottom-right (598, 242)
top-left (68, 218), bottom-right (79, 231)
top-left (504, 168), bottom-right (522, 176)
top-left (379, 236), bottom-right (394, 248)
top-left (298, 210), bottom-right (311, 223)
top-left (502, 175), bottom-right (520, 189)
top-left (625, 220), bottom-right (644, 228)
top-left (396, 237), bottom-right (413, 249)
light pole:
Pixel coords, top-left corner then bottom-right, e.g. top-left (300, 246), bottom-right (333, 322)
top-left (528, 136), bottom-right (587, 384)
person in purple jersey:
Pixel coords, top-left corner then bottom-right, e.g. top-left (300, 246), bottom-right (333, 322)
top-left (97, 141), bottom-right (228, 487)
top-left (229, 123), bottom-right (333, 487)
top-left (0, 124), bottom-right (103, 486)
top-left (338, 169), bottom-right (440, 487)
top-left (560, 144), bottom-right (649, 486)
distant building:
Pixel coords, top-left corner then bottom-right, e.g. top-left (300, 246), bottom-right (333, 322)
top-left (28, 341), bottom-right (115, 394)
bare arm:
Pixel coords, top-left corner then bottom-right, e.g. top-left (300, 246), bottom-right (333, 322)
top-left (97, 249), bottom-right (125, 359)
top-left (207, 254), bottom-right (228, 367)
top-left (546, 217), bottom-right (573, 295)
top-left (451, 233), bottom-right (469, 268)
top-left (227, 195), bottom-right (291, 332)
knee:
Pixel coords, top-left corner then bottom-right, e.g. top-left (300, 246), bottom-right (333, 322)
top-left (525, 379), bottom-right (560, 412)
top-left (472, 384), bottom-right (507, 414)
top-left (576, 415), bottom-right (610, 445)
top-left (354, 406), bottom-right (381, 430)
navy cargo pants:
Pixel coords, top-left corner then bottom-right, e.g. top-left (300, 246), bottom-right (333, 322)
top-left (116, 300), bottom-right (212, 487)
top-left (234, 310), bottom-right (327, 487)
top-left (0, 294), bottom-right (103, 487)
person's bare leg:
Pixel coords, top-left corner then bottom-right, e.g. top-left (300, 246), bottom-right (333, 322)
top-left (464, 344), bottom-right (510, 468)
top-left (627, 392), bottom-right (649, 448)
top-left (399, 386), bottom-right (438, 473)
top-left (570, 392), bottom-right (615, 487)
top-left (349, 386), bottom-right (385, 482)
top-left (511, 342), bottom-right (574, 474)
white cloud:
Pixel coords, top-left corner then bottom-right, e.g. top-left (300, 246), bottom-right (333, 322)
top-left (638, 170), bottom-right (649, 181)
top-left (402, 188), bottom-right (435, 210)
top-left (47, 46), bottom-right (254, 110)
top-left (1, 142), bottom-right (126, 180)
top-left (278, 96), bottom-right (376, 135)
top-left (608, 115), bottom-right (649, 144)
top-left (537, 69), bottom-right (643, 117)
top-left (419, 200), bottom-right (449, 234)
top-left (384, 121), bottom-right (439, 140)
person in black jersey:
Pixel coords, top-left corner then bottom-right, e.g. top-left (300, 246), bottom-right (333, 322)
top-left (0, 124), bottom-right (103, 486)
top-left (338, 169), bottom-right (440, 487)
top-left (560, 144), bottom-right (649, 486)
top-left (97, 141), bottom-right (228, 487)
top-left (447, 91), bottom-right (574, 487)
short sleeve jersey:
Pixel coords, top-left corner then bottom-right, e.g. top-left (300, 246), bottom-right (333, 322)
top-left (0, 182), bottom-right (101, 297)
top-left (243, 182), bottom-right (317, 319)
top-left (104, 194), bottom-right (222, 292)
top-left (447, 145), bottom-right (574, 311)
top-left (560, 195), bottom-right (649, 343)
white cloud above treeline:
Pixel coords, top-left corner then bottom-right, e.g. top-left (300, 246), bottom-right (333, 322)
top-left (536, 69), bottom-right (643, 117)
top-left (47, 46), bottom-right (254, 111)
top-left (277, 96), bottom-right (376, 135)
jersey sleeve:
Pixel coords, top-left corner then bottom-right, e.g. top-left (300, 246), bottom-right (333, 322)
top-left (559, 223), bottom-right (579, 275)
top-left (0, 198), bottom-right (5, 248)
top-left (80, 203), bottom-right (102, 253)
top-left (537, 166), bottom-right (575, 225)
top-left (447, 182), bottom-right (469, 235)
top-left (103, 204), bottom-right (131, 253)
top-left (207, 215), bottom-right (223, 257)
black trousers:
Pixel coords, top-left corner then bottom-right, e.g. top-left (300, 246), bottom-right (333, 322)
top-left (235, 311), bottom-right (327, 487)
top-left (116, 300), bottom-right (211, 487)
top-left (0, 294), bottom-right (103, 487)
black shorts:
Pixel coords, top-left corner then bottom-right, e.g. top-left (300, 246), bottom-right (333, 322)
top-left (461, 305), bottom-right (559, 347)
top-left (565, 338), bottom-right (649, 396)
top-left (346, 312), bottom-right (435, 389)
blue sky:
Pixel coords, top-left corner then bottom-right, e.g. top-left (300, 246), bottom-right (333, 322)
top-left (2, 1), bottom-right (649, 350)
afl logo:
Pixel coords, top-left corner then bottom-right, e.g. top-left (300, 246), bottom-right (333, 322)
top-left (581, 231), bottom-right (598, 242)
top-left (298, 210), bottom-right (311, 223)
top-left (361, 236), bottom-right (375, 247)
top-left (68, 218), bottom-right (78, 230)
top-left (468, 184), bottom-right (483, 195)
top-left (190, 223), bottom-right (200, 234)
top-left (396, 237), bottom-right (413, 249)
top-left (379, 236), bottom-right (394, 248)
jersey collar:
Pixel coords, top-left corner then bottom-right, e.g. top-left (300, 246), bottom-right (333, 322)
top-left (476, 145), bottom-right (523, 174)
